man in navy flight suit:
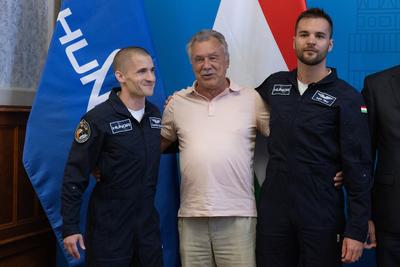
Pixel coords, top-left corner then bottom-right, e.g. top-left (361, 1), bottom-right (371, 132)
top-left (61, 47), bottom-right (163, 267)
top-left (256, 8), bottom-right (372, 267)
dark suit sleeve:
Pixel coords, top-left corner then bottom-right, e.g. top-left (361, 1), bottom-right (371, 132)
top-left (362, 78), bottom-right (378, 167)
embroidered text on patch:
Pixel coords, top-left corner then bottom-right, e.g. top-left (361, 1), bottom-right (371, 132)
top-left (110, 119), bottom-right (132, 134)
top-left (149, 117), bottom-right (162, 129)
top-left (311, 90), bottom-right (336, 106)
top-left (272, 84), bottom-right (292, 95)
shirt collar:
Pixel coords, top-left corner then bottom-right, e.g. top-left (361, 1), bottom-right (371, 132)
top-left (188, 78), bottom-right (242, 95)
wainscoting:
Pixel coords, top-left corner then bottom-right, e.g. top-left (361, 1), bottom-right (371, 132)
top-left (0, 106), bottom-right (55, 266)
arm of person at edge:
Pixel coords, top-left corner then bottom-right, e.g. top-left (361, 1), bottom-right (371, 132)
top-left (361, 75), bottom-right (378, 250)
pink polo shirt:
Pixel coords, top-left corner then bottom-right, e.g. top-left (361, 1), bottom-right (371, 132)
top-left (161, 80), bottom-right (270, 217)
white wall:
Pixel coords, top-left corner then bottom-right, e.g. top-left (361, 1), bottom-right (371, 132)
top-left (0, 0), bottom-right (54, 106)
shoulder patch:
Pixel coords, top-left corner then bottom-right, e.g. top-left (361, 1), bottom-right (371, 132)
top-left (149, 117), bottom-right (162, 129)
top-left (75, 119), bottom-right (91, 143)
top-left (272, 84), bottom-right (291, 95)
top-left (311, 90), bottom-right (336, 106)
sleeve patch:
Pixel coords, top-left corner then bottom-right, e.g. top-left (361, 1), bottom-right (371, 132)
top-left (74, 119), bottom-right (91, 143)
top-left (360, 106), bottom-right (368, 114)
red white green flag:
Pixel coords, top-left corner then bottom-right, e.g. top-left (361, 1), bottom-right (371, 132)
top-left (213, 0), bottom-right (306, 194)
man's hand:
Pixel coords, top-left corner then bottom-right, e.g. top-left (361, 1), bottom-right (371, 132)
top-left (161, 136), bottom-right (174, 153)
top-left (92, 166), bottom-right (101, 182)
top-left (164, 94), bottom-right (174, 109)
top-left (341, 237), bottom-right (363, 263)
top-left (364, 220), bottom-right (377, 249)
top-left (333, 171), bottom-right (343, 188)
top-left (64, 234), bottom-right (86, 259)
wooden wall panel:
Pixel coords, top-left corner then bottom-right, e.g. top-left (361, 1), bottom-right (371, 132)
top-left (0, 106), bottom-right (55, 266)
top-left (17, 127), bottom-right (38, 222)
top-left (0, 127), bottom-right (14, 226)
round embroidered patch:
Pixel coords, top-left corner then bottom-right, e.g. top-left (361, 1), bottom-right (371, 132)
top-left (74, 119), bottom-right (91, 143)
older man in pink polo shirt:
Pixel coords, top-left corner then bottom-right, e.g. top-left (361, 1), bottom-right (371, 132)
top-left (160, 29), bottom-right (270, 267)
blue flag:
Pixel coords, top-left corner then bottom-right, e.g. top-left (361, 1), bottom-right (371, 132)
top-left (22, 0), bottom-right (180, 266)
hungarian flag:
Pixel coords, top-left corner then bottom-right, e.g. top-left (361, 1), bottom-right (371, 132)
top-left (213, 0), bottom-right (306, 193)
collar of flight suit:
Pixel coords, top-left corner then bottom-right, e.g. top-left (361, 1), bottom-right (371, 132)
top-left (288, 67), bottom-right (339, 87)
top-left (109, 87), bottom-right (154, 119)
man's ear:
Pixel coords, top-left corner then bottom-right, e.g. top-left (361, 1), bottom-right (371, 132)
top-left (114, 70), bottom-right (124, 83)
top-left (328, 39), bottom-right (334, 52)
top-left (293, 36), bottom-right (296, 50)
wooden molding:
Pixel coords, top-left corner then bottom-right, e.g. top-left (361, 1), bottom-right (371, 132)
top-left (0, 106), bottom-right (31, 113)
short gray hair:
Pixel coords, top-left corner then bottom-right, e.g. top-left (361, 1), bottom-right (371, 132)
top-left (112, 46), bottom-right (150, 73)
top-left (186, 29), bottom-right (229, 61)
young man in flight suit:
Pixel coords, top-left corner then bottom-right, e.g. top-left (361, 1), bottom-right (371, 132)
top-left (256, 8), bottom-right (372, 267)
top-left (61, 47), bottom-right (163, 267)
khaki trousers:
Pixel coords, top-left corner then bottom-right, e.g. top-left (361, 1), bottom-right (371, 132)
top-left (178, 217), bottom-right (256, 267)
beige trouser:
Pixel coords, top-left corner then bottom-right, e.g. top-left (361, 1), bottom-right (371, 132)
top-left (178, 217), bottom-right (256, 267)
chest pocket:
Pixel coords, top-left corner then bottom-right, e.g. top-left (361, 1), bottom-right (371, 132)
top-left (301, 100), bottom-right (338, 131)
top-left (105, 130), bottom-right (138, 155)
top-left (270, 96), bottom-right (297, 124)
top-left (146, 127), bottom-right (161, 155)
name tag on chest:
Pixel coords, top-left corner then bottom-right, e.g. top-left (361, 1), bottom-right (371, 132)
top-left (149, 117), bottom-right (162, 129)
top-left (110, 119), bottom-right (132, 134)
top-left (272, 84), bottom-right (292, 95)
top-left (311, 90), bottom-right (336, 106)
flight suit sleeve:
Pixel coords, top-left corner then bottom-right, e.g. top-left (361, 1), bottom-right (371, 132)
top-left (340, 93), bottom-right (373, 242)
top-left (61, 116), bottom-right (104, 238)
top-left (256, 76), bottom-right (272, 102)
top-left (255, 91), bottom-right (270, 137)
